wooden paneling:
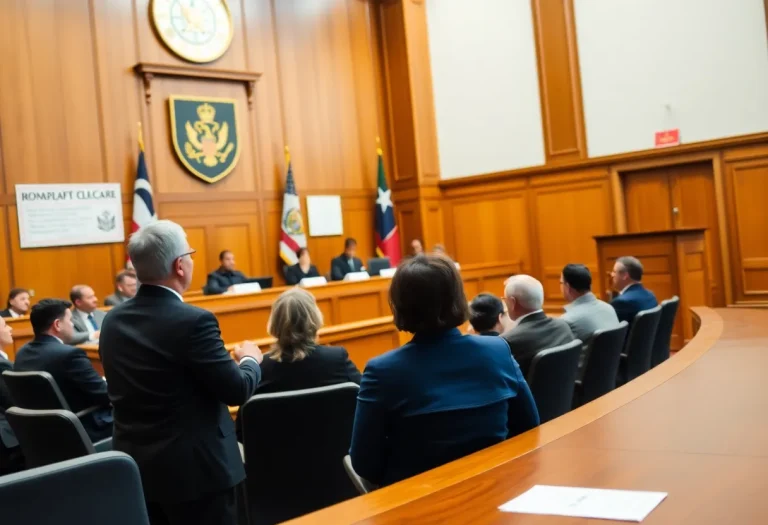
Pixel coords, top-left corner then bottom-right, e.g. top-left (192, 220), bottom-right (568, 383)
top-left (724, 156), bottom-right (768, 303)
top-left (0, 0), bottom-right (387, 303)
top-left (531, 0), bottom-right (586, 162)
top-left (623, 168), bottom-right (674, 232)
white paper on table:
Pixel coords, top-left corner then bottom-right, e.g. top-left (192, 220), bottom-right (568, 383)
top-left (498, 485), bottom-right (667, 522)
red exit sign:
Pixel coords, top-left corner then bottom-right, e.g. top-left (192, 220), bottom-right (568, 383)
top-left (654, 129), bottom-right (680, 148)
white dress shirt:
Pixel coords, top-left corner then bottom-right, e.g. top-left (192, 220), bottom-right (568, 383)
top-left (8, 309), bottom-right (20, 319)
top-left (75, 309), bottom-right (99, 341)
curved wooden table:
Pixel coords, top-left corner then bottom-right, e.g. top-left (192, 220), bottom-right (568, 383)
top-left (287, 307), bottom-right (768, 524)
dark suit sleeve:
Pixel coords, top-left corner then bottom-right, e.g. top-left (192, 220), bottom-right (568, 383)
top-left (506, 359), bottom-right (540, 437)
top-left (356, 258), bottom-right (364, 271)
top-left (64, 348), bottom-right (110, 407)
top-left (330, 258), bottom-right (344, 281)
top-left (349, 359), bottom-right (387, 484)
top-left (0, 358), bottom-right (13, 410)
top-left (284, 265), bottom-right (300, 286)
top-left (0, 310), bottom-right (10, 319)
top-left (339, 348), bottom-right (362, 384)
top-left (185, 310), bottom-right (261, 406)
top-left (309, 265), bottom-right (320, 278)
top-left (205, 273), bottom-right (228, 295)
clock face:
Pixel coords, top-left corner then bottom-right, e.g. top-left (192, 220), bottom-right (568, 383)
top-left (151, 0), bottom-right (233, 63)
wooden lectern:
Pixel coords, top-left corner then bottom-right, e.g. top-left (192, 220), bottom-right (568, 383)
top-left (594, 228), bottom-right (711, 351)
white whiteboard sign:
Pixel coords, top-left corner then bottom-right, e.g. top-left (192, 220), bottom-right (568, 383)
top-left (16, 183), bottom-right (125, 249)
top-left (306, 195), bottom-right (343, 237)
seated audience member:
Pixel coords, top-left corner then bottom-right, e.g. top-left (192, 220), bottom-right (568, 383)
top-left (560, 264), bottom-right (619, 344)
top-left (205, 250), bottom-right (248, 295)
top-left (13, 299), bottom-right (112, 442)
top-left (410, 239), bottom-right (424, 257)
top-left (330, 238), bottom-right (364, 281)
top-left (432, 244), bottom-right (446, 255)
top-left (349, 256), bottom-right (539, 487)
top-left (69, 285), bottom-right (105, 344)
top-left (501, 275), bottom-right (575, 377)
top-left (468, 293), bottom-right (509, 336)
top-left (610, 256), bottom-right (658, 325)
top-left (257, 288), bottom-right (360, 393)
top-left (0, 317), bottom-right (22, 474)
top-left (0, 288), bottom-right (30, 318)
top-left (285, 248), bottom-right (321, 286)
top-left (104, 270), bottom-right (138, 306)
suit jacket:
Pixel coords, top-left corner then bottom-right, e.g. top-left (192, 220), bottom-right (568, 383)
top-left (205, 268), bottom-right (248, 295)
top-left (104, 293), bottom-right (130, 307)
top-left (350, 329), bottom-right (539, 486)
top-left (70, 309), bottom-right (107, 345)
top-left (501, 311), bottom-right (575, 378)
top-left (0, 357), bottom-right (17, 449)
top-left (0, 309), bottom-right (16, 319)
top-left (99, 285), bottom-right (261, 503)
top-left (330, 254), bottom-right (364, 281)
top-left (610, 283), bottom-right (658, 325)
top-left (13, 335), bottom-right (112, 441)
top-left (257, 345), bottom-right (361, 394)
top-left (562, 292), bottom-right (621, 372)
top-left (284, 263), bottom-right (320, 286)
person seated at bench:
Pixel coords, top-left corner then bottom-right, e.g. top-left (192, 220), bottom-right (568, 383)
top-left (0, 288), bottom-right (30, 319)
top-left (205, 250), bottom-right (248, 295)
top-left (330, 238), bottom-right (364, 281)
top-left (285, 248), bottom-right (321, 286)
top-left (349, 255), bottom-right (539, 486)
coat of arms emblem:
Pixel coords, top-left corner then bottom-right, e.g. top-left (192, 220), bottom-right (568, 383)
top-left (169, 96), bottom-right (241, 183)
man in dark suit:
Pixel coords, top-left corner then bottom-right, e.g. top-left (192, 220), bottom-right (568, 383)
top-left (205, 250), bottom-right (249, 295)
top-left (330, 238), bottom-right (364, 281)
top-left (13, 299), bottom-right (113, 442)
top-left (501, 275), bottom-right (575, 377)
top-left (69, 285), bottom-right (106, 345)
top-left (104, 270), bottom-right (138, 306)
top-left (468, 293), bottom-right (510, 336)
top-left (610, 256), bottom-right (658, 325)
top-left (100, 220), bottom-right (263, 525)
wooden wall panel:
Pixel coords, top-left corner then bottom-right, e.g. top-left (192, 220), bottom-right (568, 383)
top-left (724, 157), bottom-right (768, 303)
top-left (531, 172), bottom-right (613, 304)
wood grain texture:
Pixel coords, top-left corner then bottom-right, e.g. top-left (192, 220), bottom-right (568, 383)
top-left (531, 0), bottom-right (586, 162)
top-left (287, 307), bottom-right (768, 525)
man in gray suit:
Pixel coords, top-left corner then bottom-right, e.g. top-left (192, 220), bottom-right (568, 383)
top-left (104, 271), bottom-right (138, 307)
top-left (501, 275), bottom-right (575, 378)
top-left (69, 285), bottom-right (106, 345)
top-left (560, 264), bottom-right (620, 375)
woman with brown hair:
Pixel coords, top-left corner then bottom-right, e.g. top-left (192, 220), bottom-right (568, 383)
top-left (349, 255), bottom-right (539, 487)
top-left (255, 288), bottom-right (361, 394)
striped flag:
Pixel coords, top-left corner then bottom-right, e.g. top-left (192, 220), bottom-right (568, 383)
top-left (374, 139), bottom-right (401, 265)
top-left (128, 124), bottom-right (157, 266)
top-left (279, 147), bottom-right (307, 265)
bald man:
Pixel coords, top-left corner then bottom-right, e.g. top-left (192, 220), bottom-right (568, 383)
top-left (500, 275), bottom-right (575, 378)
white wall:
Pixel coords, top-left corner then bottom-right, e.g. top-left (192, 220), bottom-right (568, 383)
top-left (575, 0), bottom-right (768, 158)
top-left (426, 0), bottom-right (545, 179)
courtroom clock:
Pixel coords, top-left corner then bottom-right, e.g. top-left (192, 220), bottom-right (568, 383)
top-left (151, 0), bottom-right (234, 63)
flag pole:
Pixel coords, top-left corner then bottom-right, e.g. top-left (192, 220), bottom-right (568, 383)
top-left (376, 136), bottom-right (383, 156)
top-left (284, 145), bottom-right (290, 167)
top-left (138, 122), bottom-right (144, 151)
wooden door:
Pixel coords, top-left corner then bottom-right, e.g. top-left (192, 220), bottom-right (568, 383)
top-left (623, 162), bottom-right (724, 307)
top-left (623, 168), bottom-right (674, 232)
top-left (669, 162), bottom-right (724, 307)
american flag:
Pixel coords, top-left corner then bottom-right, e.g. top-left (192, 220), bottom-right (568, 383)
top-left (128, 124), bottom-right (157, 266)
top-left (279, 148), bottom-right (307, 265)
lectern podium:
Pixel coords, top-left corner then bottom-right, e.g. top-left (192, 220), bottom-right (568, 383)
top-left (594, 228), bottom-right (710, 351)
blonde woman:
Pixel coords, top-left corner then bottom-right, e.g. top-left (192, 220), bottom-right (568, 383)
top-left (256, 288), bottom-right (361, 394)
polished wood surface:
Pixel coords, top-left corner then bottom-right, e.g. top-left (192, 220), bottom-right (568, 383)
top-left (287, 307), bottom-right (768, 524)
top-left (595, 228), bottom-right (711, 349)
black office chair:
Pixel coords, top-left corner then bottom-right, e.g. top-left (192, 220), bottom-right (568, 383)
top-left (1, 371), bottom-right (105, 419)
top-left (651, 296), bottom-right (680, 368)
top-left (617, 305), bottom-right (662, 386)
top-left (0, 451), bottom-right (149, 525)
top-left (526, 340), bottom-right (582, 424)
top-left (240, 383), bottom-right (360, 525)
top-left (342, 455), bottom-right (378, 495)
top-left (573, 322), bottom-right (629, 408)
top-left (6, 408), bottom-right (111, 469)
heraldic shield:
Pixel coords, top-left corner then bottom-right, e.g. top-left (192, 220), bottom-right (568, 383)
top-left (169, 96), bottom-right (241, 183)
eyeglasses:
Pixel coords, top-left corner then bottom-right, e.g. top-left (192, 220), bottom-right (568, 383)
top-left (177, 249), bottom-right (196, 260)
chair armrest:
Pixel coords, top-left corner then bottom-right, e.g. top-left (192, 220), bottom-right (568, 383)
top-left (343, 455), bottom-right (378, 495)
top-left (574, 379), bottom-right (582, 388)
top-left (75, 404), bottom-right (108, 419)
top-left (93, 437), bottom-right (113, 453)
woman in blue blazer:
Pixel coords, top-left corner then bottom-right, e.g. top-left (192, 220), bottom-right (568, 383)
top-left (349, 256), bottom-right (540, 487)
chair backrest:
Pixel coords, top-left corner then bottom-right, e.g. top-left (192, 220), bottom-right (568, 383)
top-left (241, 383), bottom-right (360, 525)
top-left (578, 322), bottom-right (629, 406)
top-left (651, 296), bottom-right (680, 368)
top-left (623, 305), bottom-right (663, 382)
top-left (5, 408), bottom-right (96, 468)
top-left (1, 371), bottom-right (71, 411)
top-left (366, 257), bottom-right (391, 276)
top-left (0, 451), bottom-right (149, 525)
top-left (527, 339), bottom-right (583, 424)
